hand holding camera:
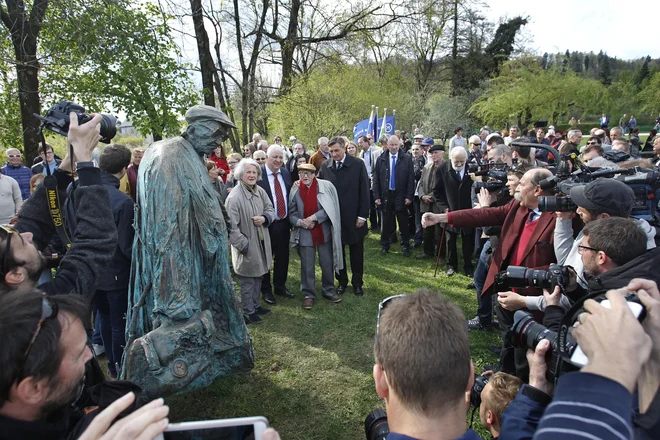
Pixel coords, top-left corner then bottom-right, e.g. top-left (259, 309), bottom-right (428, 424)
top-left (67, 112), bottom-right (102, 162)
top-left (575, 290), bottom-right (652, 393)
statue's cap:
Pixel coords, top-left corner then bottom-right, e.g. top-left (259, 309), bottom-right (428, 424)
top-left (185, 105), bottom-right (237, 128)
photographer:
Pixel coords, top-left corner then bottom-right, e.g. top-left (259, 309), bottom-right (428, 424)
top-left (3, 113), bottom-right (117, 297)
top-left (424, 168), bottom-right (556, 380)
top-left (478, 372), bottom-right (522, 439)
top-left (372, 289), bottom-right (482, 440)
top-left (554, 179), bottom-right (656, 291)
top-left (500, 281), bottom-right (660, 440)
top-left (0, 288), bottom-right (169, 439)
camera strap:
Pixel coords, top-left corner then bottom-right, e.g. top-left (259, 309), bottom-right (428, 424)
top-left (40, 127), bottom-right (72, 250)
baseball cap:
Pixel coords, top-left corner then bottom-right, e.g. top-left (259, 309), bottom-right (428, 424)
top-left (421, 137), bottom-right (434, 146)
top-left (570, 179), bottom-right (634, 217)
top-left (413, 134), bottom-right (424, 140)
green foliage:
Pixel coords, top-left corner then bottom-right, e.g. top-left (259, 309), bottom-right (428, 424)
top-left (40, 1), bottom-right (199, 141)
top-left (639, 71), bottom-right (660, 116)
top-left (470, 58), bottom-right (608, 127)
top-left (268, 62), bottom-right (417, 145)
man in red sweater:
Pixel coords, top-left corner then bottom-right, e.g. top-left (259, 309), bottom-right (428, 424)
top-left (423, 167), bottom-right (555, 381)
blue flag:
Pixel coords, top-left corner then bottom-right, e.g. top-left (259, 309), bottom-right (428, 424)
top-left (353, 118), bottom-right (370, 143)
top-left (376, 115), bottom-right (396, 140)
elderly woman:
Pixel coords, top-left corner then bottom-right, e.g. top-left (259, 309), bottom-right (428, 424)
top-left (225, 158), bottom-right (275, 324)
top-left (289, 163), bottom-right (343, 309)
top-left (253, 149), bottom-right (267, 166)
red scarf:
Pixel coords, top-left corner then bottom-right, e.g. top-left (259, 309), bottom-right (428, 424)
top-left (300, 178), bottom-right (325, 246)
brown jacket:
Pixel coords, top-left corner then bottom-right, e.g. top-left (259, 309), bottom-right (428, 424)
top-left (309, 150), bottom-right (329, 171)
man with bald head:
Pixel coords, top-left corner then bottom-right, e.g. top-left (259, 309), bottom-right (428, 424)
top-left (424, 167), bottom-right (557, 381)
top-left (433, 147), bottom-right (475, 276)
top-left (373, 135), bottom-right (414, 256)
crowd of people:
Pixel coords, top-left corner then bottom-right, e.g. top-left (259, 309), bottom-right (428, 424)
top-left (1, 109), bottom-right (660, 440)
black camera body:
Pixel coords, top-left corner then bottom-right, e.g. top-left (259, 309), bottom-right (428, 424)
top-left (470, 374), bottom-right (490, 407)
top-left (35, 100), bottom-right (117, 144)
top-left (495, 264), bottom-right (569, 292)
top-left (364, 409), bottom-right (389, 440)
top-left (474, 168), bottom-right (508, 193)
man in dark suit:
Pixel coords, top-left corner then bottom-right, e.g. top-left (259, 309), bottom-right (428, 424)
top-left (433, 147), bottom-right (475, 277)
top-left (318, 136), bottom-right (370, 296)
top-left (257, 145), bottom-right (294, 304)
top-left (373, 135), bottom-right (414, 256)
top-left (423, 167), bottom-right (556, 382)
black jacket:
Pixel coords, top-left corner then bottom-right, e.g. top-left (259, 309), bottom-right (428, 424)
top-left (372, 150), bottom-right (414, 211)
top-left (15, 167), bottom-right (117, 297)
top-left (544, 246), bottom-right (660, 332)
top-left (318, 154), bottom-right (370, 245)
top-left (433, 161), bottom-right (474, 233)
top-left (87, 172), bottom-right (134, 291)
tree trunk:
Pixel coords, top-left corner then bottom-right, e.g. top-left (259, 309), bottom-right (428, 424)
top-left (450, 0), bottom-right (459, 94)
top-left (189, 0), bottom-right (215, 106)
top-left (278, 0), bottom-right (301, 95)
top-left (15, 53), bottom-right (41, 164)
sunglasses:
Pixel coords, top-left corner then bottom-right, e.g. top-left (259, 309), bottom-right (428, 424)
top-left (8, 155), bottom-right (21, 158)
top-left (24, 295), bottom-right (58, 361)
top-left (375, 294), bottom-right (406, 362)
top-left (586, 141), bottom-right (599, 145)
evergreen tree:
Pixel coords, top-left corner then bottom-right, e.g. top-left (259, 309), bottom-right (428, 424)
top-left (584, 54), bottom-right (590, 72)
top-left (635, 55), bottom-right (650, 88)
top-left (570, 52), bottom-right (583, 73)
top-left (541, 52), bottom-right (548, 70)
top-left (599, 54), bottom-right (612, 85)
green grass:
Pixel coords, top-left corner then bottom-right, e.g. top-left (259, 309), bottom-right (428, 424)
top-left (166, 232), bottom-right (501, 439)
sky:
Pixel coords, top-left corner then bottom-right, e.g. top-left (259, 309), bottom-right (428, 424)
top-left (486, 0), bottom-right (657, 60)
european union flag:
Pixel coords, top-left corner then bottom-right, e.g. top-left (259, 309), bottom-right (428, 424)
top-left (353, 118), bottom-right (370, 143)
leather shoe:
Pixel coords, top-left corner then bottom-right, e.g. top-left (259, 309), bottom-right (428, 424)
top-left (336, 285), bottom-right (347, 295)
top-left (255, 306), bottom-right (272, 316)
top-left (402, 248), bottom-right (410, 257)
top-left (275, 288), bottom-right (294, 298)
top-left (263, 291), bottom-right (276, 305)
top-left (380, 248), bottom-right (388, 256)
top-left (354, 285), bottom-right (364, 296)
top-left (467, 317), bottom-right (491, 331)
top-left (466, 282), bottom-right (476, 289)
top-left (244, 313), bottom-right (263, 325)
top-left (323, 294), bottom-right (342, 303)
top-left (446, 267), bottom-right (456, 276)
top-left (302, 298), bottom-right (314, 309)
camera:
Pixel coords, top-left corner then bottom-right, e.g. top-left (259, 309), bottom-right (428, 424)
top-left (507, 292), bottom-right (646, 382)
top-left (35, 100), bottom-right (117, 144)
top-left (537, 195), bottom-right (578, 212)
top-left (495, 264), bottom-right (569, 292)
top-left (474, 168), bottom-right (508, 192)
top-left (364, 409), bottom-right (389, 440)
top-left (470, 374), bottom-right (490, 407)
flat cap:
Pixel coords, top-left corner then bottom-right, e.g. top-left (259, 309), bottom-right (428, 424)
top-left (429, 144), bottom-right (445, 152)
top-left (297, 163), bottom-right (316, 173)
top-left (185, 105), bottom-right (237, 128)
top-left (570, 179), bottom-right (634, 217)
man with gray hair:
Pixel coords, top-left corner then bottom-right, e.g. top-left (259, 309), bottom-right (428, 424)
top-left (309, 136), bottom-right (330, 170)
top-left (1, 148), bottom-right (32, 199)
top-left (433, 147), bottom-right (475, 276)
top-left (566, 128), bottom-right (583, 152)
top-left (257, 144), bottom-right (294, 304)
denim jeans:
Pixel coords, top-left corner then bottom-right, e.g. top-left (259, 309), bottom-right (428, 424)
top-left (474, 240), bottom-right (492, 325)
top-left (94, 288), bottom-right (128, 377)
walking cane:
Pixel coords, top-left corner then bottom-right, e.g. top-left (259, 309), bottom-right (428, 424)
top-left (433, 223), bottom-right (447, 277)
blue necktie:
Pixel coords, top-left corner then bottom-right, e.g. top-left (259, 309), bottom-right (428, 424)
top-left (390, 155), bottom-right (396, 190)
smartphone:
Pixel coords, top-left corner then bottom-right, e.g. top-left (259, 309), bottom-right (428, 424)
top-left (154, 416), bottom-right (269, 440)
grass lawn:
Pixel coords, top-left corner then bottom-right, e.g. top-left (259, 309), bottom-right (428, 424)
top-left (166, 231), bottom-right (501, 439)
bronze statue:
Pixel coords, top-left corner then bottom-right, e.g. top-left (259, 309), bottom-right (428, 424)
top-left (121, 105), bottom-right (254, 398)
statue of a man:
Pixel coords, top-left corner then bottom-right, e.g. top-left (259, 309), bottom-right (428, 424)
top-left (122, 105), bottom-right (254, 397)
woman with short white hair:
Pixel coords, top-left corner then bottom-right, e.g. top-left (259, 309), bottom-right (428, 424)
top-left (225, 159), bottom-right (274, 324)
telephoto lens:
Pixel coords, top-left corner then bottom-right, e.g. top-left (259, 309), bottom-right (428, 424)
top-left (364, 409), bottom-right (389, 440)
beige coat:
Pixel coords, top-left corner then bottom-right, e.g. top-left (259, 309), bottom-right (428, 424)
top-left (225, 182), bottom-right (274, 277)
top-left (419, 162), bottom-right (440, 213)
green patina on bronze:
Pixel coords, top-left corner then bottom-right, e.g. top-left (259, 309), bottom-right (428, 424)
top-left (121, 106), bottom-right (253, 398)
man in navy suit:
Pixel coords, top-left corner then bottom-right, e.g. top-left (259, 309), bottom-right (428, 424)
top-left (373, 135), bottom-right (414, 256)
top-left (257, 145), bottom-right (294, 304)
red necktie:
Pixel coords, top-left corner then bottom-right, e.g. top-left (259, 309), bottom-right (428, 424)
top-left (273, 171), bottom-right (286, 219)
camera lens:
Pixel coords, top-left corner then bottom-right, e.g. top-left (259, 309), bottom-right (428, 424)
top-left (98, 113), bottom-right (118, 144)
top-left (510, 310), bottom-right (558, 352)
top-left (365, 409), bottom-right (389, 440)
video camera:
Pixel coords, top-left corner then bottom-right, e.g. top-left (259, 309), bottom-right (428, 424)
top-left (495, 264), bottom-right (570, 293)
top-left (34, 100), bottom-right (117, 144)
top-left (506, 292), bottom-right (646, 382)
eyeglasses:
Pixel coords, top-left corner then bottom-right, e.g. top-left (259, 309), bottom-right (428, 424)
top-left (24, 295), bottom-right (58, 361)
top-left (586, 141), bottom-right (599, 146)
top-left (472, 143), bottom-right (481, 146)
top-left (8, 155), bottom-right (21, 158)
top-left (375, 294), bottom-right (406, 363)
top-left (255, 158), bottom-right (266, 162)
top-left (577, 244), bottom-right (600, 255)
